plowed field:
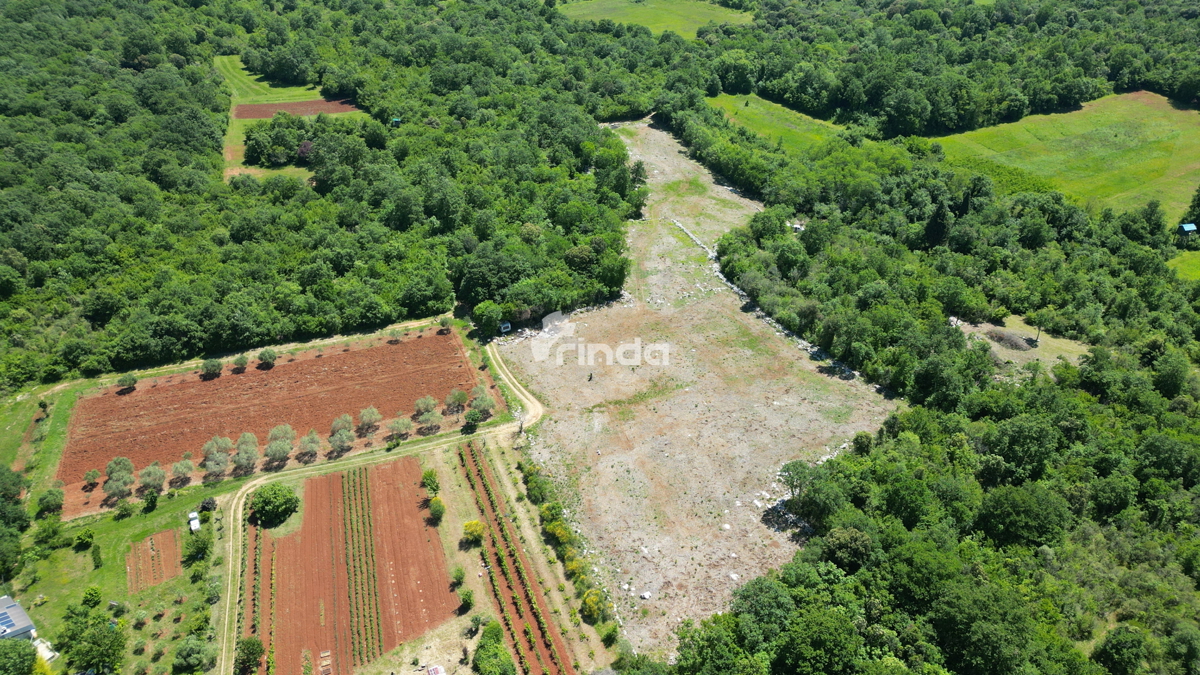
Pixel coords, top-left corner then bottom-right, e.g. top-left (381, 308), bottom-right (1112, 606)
top-left (233, 99), bottom-right (359, 118)
top-left (250, 457), bottom-right (457, 675)
top-left (59, 332), bottom-right (480, 517)
top-left (126, 529), bottom-right (183, 594)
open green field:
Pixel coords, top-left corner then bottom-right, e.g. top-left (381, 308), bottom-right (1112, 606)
top-left (709, 93), bottom-right (840, 154)
top-left (214, 55), bottom-right (319, 105)
top-left (938, 91), bottom-right (1200, 223)
top-left (1169, 250), bottom-right (1200, 280)
top-left (559, 0), bottom-right (752, 36)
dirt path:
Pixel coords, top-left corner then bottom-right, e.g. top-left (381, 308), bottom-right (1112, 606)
top-left (496, 121), bottom-right (897, 656)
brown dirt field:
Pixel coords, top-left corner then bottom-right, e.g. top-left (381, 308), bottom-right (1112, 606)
top-left (272, 473), bottom-right (353, 675)
top-left (268, 458), bottom-right (458, 675)
top-left (370, 457), bottom-right (459, 651)
top-left (497, 122), bottom-right (896, 655)
top-left (59, 331), bottom-right (483, 518)
top-left (233, 99), bottom-right (359, 119)
top-left (126, 529), bottom-right (183, 594)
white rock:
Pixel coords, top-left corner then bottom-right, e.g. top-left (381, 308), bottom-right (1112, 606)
top-left (722, 524), bottom-right (731, 530)
top-left (730, 573), bottom-right (739, 581)
top-left (641, 592), bottom-right (652, 600)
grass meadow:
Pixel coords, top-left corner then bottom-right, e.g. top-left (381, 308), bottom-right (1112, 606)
top-left (559, 0), bottom-right (752, 36)
top-left (1169, 251), bottom-right (1200, 280)
top-left (938, 91), bottom-right (1200, 223)
top-left (709, 93), bottom-right (840, 154)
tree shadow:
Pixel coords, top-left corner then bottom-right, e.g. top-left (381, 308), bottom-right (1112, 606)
top-left (169, 476), bottom-right (192, 489)
top-left (199, 372), bottom-right (221, 382)
top-left (263, 458), bottom-right (288, 473)
top-left (116, 386), bottom-right (136, 396)
top-left (417, 424), bottom-right (441, 437)
top-left (255, 362), bottom-right (275, 371)
top-left (296, 450), bottom-right (317, 465)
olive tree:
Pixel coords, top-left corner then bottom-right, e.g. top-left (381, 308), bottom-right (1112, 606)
top-left (200, 359), bottom-right (222, 378)
top-left (330, 413), bottom-right (353, 436)
top-left (202, 437), bottom-right (232, 475)
top-left (264, 440), bottom-right (291, 466)
top-left (139, 463), bottom-right (166, 494)
top-left (172, 460), bottom-right (194, 481)
top-left (232, 354), bottom-right (249, 371)
top-left (414, 395), bottom-right (438, 415)
top-left (297, 430), bottom-right (321, 464)
top-left (445, 389), bottom-right (468, 412)
top-left (267, 424), bottom-right (295, 444)
top-left (83, 469), bottom-right (101, 486)
top-left (117, 373), bottom-right (137, 390)
top-left (388, 418), bottom-right (413, 439)
top-left (329, 429), bottom-right (354, 457)
top-left (419, 411), bottom-right (443, 431)
top-left (233, 433), bottom-right (259, 474)
top-left (103, 457), bottom-right (135, 499)
top-left (357, 407), bottom-right (382, 436)
top-left (257, 348), bottom-right (277, 368)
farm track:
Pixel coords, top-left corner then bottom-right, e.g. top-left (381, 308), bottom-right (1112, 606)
top-left (460, 440), bottom-right (575, 675)
top-left (217, 343), bottom-right (543, 675)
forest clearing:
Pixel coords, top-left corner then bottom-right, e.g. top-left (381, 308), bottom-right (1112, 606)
top-left (240, 457), bottom-right (457, 675)
top-left (558, 0), bottom-right (751, 37)
top-left (498, 121), bottom-right (895, 653)
top-left (58, 330), bottom-right (484, 518)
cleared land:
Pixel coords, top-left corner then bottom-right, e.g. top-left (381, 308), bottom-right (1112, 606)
top-left (60, 332), bottom-right (484, 517)
top-left (559, 0), bottom-right (751, 37)
top-left (709, 94), bottom-right (839, 154)
top-left (1169, 250), bottom-right (1200, 280)
top-left (233, 99), bottom-right (360, 119)
top-left (245, 458), bottom-right (456, 675)
top-left (215, 55), bottom-right (361, 180)
top-left (961, 315), bottom-right (1090, 369)
top-left (939, 91), bottom-right (1200, 222)
top-left (126, 528), bottom-right (183, 594)
top-left (498, 122), bottom-right (895, 654)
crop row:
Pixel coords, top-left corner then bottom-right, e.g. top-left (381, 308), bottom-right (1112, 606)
top-left (266, 545), bottom-right (277, 675)
top-left (468, 443), bottom-right (568, 674)
top-left (462, 442), bottom-right (570, 675)
top-left (342, 467), bottom-right (384, 664)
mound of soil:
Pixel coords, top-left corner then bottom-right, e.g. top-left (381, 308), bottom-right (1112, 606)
top-left (233, 99), bottom-right (359, 118)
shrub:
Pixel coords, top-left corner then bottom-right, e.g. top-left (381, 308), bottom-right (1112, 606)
top-left (462, 520), bottom-right (485, 545)
top-left (458, 588), bottom-right (474, 610)
top-left (201, 359), bottom-right (222, 378)
top-left (36, 488), bottom-right (64, 517)
top-left (429, 496), bottom-right (445, 524)
top-left (232, 354), bottom-right (249, 371)
top-left (421, 469), bottom-right (440, 495)
top-left (199, 498), bottom-right (217, 512)
top-left (451, 566), bottom-right (465, 587)
top-left (92, 544), bottom-right (103, 569)
top-left (74, 528), bottom-right (94, 549)
top-left (600, 622), bottom-right (619, 647)
top-left (464, 409), bottom-right (484, 426)
top-left (114, 499), bottom-right (136, 520)
top-left (83, 469), bottom-right (101, 486)
top-left (82, 586), bottom-right (102, 608)
top-left (235, 637), bottom-right (264, 675)
top-left (250, 483), bottom-right (300, 527)
top-left (472, 300), bottom-right (502, 337)
top-left (183, 529), bottom-right (213, 564)
top-left (117, 373), bottom-right (138, 389)
top-left (257, 348), bottom-right (277, 367)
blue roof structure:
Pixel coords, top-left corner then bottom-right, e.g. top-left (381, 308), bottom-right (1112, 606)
top-left (0, 596), bottom-right (34, 639)
top-left (1180, 223), bottom-right (1197, 234)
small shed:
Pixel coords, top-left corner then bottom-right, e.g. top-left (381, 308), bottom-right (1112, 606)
top-left (390, 117), bottom-right (402, 127)
top-left (427, 666), bottom-right (446, 675)
top-left (0, 596), bottom-right (35, 640)
top-left (499, 321), bottom-right (512, 334)
top-left (1179, 223), bottom-right (1197, 236)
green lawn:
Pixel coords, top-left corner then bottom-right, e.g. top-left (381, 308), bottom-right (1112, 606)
top-left (709, 93), bottom-right (840, 154)
top-left (1169, 250), bottom-right (1200, 280)
top-left (938, 92), bottom-right (1200, 223)
top-left (214, 55), bottom-right (319, 105)
top-left (21, 479), bottom-right (245, 673)
top-left (559, 0), bottom-right (752, 36)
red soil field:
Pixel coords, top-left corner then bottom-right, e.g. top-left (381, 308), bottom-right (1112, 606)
top-left (126, 529), bottom-right (183, 594)
top-left (59, 332), bottom-right (482, 518)
top-left (272, 473), bottom-right (352, 675)
top-left (233, 99), bottom-right (359, 118)
top-left (261, 457), bottom-right (456, 675)
top-left (371, 457), bottom-right (458, 651)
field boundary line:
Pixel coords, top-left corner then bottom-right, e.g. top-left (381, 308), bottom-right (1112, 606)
top-left (216, 342), bottom-right (544, 675)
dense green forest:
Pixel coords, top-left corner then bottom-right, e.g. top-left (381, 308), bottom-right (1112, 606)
top-left (3, 0), bottom-right (1200, 673)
